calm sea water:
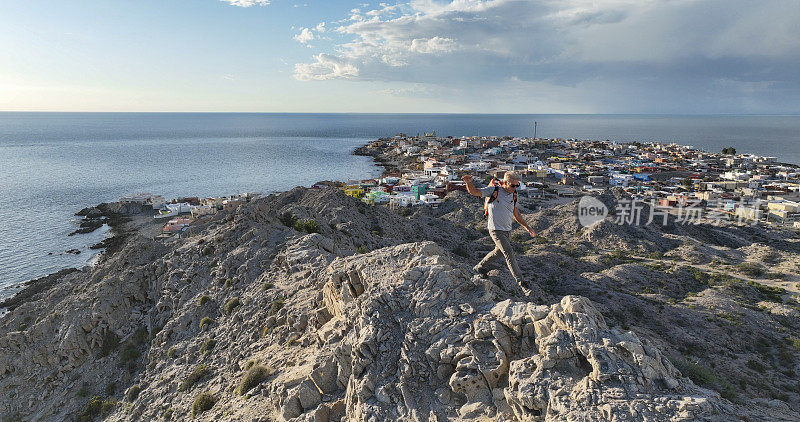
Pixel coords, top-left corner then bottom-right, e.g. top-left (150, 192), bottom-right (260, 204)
top-left (1, 113), bottom-right (799, 299)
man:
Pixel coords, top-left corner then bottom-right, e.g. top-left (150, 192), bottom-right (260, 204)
top-left (462, 171), bottom-right (536, 287)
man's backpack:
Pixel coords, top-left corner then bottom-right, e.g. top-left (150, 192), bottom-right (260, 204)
top-left (484, 182), bottom-right (517, 218)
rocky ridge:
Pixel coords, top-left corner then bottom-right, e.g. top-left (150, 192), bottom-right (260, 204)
top-left (1, 187), bottom-right (799, 421)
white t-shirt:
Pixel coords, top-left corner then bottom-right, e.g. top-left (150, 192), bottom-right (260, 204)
top-left (481, 186), bottom-right (516, 231)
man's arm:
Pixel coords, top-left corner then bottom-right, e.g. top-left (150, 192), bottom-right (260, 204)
top-left (513, 206), bottom-right (536, 237)
top-left (461, 174), bottom-right (483, 197)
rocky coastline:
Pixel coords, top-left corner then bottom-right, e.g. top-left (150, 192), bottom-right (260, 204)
top-left (1, 142), bottom-right (799, 421)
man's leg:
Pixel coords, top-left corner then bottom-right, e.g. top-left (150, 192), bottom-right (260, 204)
top-left (474, 232), bottom-right (503, 273)
top-left (492, 230), bottom-right (524, 283)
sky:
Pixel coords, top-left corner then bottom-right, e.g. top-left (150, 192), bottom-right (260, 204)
top-left (1, 0), bottom-right (799, 113)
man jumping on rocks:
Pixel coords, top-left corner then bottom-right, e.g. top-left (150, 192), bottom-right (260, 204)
top-left (462, 171), bottom-right (536, 289)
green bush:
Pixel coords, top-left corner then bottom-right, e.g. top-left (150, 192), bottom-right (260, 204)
top-left (356, 246), bottom-right (367, 254)
top-left (199, 317), bottom-right (214, 330)
top-left (671, 357), bottom-right (737, 401)
top-left (261, 282), bottom-right (274, 290)
top-left (294, 219), bottom-right (321, 234)
top-left (99, 331), bottom-right (120, 357)
top-left (77, 396), bottom-right (116, 422)
top-left (201, 338), bottom-right (216, 354)
top-left (104, 382), bottom-right (116, 396)
top-left (268, 298), bottom-right (285, 315)
top-left (278, 212), bottom-right (297, 228)
top-left (167, 347), bottom-right (178, 359)
top-left (746, 280), bottom-right (785, 302)
top-left (789, 336), bottom-right (800, 351)
top-left (191, 392), bottom-right (217, 418)
top-left (224, 297), bottom-right (241, 315)
top-left (237, 365), bottom-right (273, 395)
top-left (746, 359), bottom-right (766, 372)
top-left (131, 327), bottom-right (149, 345)
top-left (119, 345), bottom-right (139, 368)
top-left (244, 360), bottom-right (257, 371)
top-left (198, 295), bottom-right (210, 306)
top-left (737, 262), bottom-right (764, 278)
top-left (179, 364), bottom-right (208, 391)
top-left (77, 383), bottom-right (90, 398)
top-left (201, 245), bottom-right (214, 256)
top-left (125, 385), bottom-right (142, 402)
top-left (397, 207), bottom-right (412, 217)
top-left (510, 232), bottom-right (529, 243)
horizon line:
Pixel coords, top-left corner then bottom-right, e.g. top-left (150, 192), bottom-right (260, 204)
top-left (2, 111), bottom-right (800, 117)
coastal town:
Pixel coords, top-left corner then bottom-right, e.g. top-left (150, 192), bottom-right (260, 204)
top-left (116, 133), bottom-right (800, 238)
top-left (349, 133), bottom-right (800, 229)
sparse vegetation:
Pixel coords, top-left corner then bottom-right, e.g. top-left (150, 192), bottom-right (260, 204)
top-left (761, 251), bottom-right (780, 264)
top-left (789, 336), bottom-right (800, 351)
top-left (179, 364), bottom-right (208, 391)
top-left (132, 327), bottom-right (149, 345)
top-left (201, 338), bottom-right (217, 354)
top-left (104, 382), bottom-right (116, 396)
top-left (77, 383), bottom-right (90, 398)
top-left (77, 396), bottom-right (116, 422)
top-left (670, 357), bottom-right (737, 401)
top-left (99, 330), bottom-right (120, 357)
top-left (746, 280), bottom-right (785, 302)
top-left (199, 317), bottom-right (214, 330)
top-left (737, 262), bottom-right (764, 278)
top-left (198, 295), bottom-right (210, 306)
top-left (356, 245), bottom-right (367, 254)
top-left (269, 298), bottom-right (285, 315)
top-left (125, 385), bottom-right (141, 402)
top-left (191, 392), bottom-right (217, 418)
top-left (278, 212), bottom-right (297, 228)
top-left (244, 360), bottom-right (257, 371)
top-left (294, 219), bottom-right (321, 234)
top-left (201, 245), bottom-right (214, 256)
top-left (261, 282), bottom-right (274, 290)
top-left (237, 365), bottom-right (273, 395)
top-left (224, 297), bottom-right (240, 315)
top-left (119, 344), bottom-right (140, 368)
top-left (167, 346), bottom-right (178, 359)
top-left (715, 312), bottom-right (740, 325)
top-left (746, 359), bottom-right (766, 372)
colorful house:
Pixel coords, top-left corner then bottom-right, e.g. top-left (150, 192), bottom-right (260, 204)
top-left (343, 186), bottom-right (365, 198)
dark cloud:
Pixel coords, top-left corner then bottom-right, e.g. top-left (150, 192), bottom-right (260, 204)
top-left (293, 0), bottom-right (800, 112)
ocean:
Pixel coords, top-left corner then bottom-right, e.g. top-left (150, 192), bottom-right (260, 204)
top-left (1, 112), bottom-right (799, 300)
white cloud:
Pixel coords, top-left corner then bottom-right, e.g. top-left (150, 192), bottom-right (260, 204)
top-left (293, 27), bottom-right (315, 44)
top-left (221, 0), bottom-right (270, 7)
top-left (293, 54), bottom-right (359, 80)
top-left (409, 37), bottom-right (456, 54)
top-left (315, 22), bottom-right (327, 32)
top-left (289, 0), bottom-right (800, 112)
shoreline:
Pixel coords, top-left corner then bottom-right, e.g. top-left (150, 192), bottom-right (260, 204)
top-left (0, 203), bottom-right (133, 312)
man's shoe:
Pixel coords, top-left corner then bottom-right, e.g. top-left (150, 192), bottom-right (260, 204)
top-left (473, 264), bottom-right (489, 275)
